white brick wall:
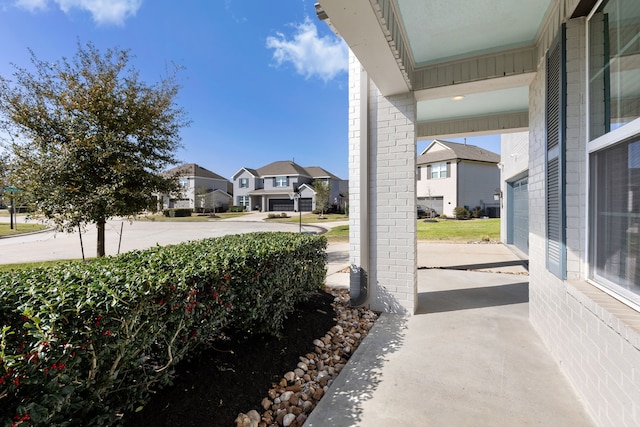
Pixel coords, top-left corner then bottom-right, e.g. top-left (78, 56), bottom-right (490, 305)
top-left (348, 51), bottom-right (417, 314)
top-left (529, 18), bottom-right (640, 427)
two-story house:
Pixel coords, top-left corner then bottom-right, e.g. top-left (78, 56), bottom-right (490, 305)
top-left (417, 140), bottom-right (500, 217)
top-left (160, 163), bottom-right (233, 212)
top-left (232, 161), bottom-right (346, 212)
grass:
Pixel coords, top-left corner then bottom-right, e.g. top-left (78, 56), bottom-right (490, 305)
top-left (0, 258), bottom-right (80, 273)
top-left (417, 218), bottom-right (500, 241)
top-left (264, 213), bottom-right (349, 224)
top-left (0, 222), bottom-right (49, 237)
top-left (135, 212), bottom-right (249, 221)
top-left (324, 224), bottom-right (349, 242)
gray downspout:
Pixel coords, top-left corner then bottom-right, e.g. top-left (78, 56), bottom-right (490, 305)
top-left (351, 65), bottom-right (369, 307)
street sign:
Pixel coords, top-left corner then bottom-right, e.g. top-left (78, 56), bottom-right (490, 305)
top-left (3, 186), bottom-right (22, 194)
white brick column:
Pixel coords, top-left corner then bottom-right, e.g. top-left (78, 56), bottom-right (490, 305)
top-left (348, 52), bottom-right (417, 314)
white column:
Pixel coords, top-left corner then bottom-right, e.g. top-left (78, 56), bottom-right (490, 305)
top-left (349, 52), bottom-right (417, 314)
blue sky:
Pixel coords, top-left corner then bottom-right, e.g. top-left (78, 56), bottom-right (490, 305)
top-left (0, 0), bottom-right (500, 181)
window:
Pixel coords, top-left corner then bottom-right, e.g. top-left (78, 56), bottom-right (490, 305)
top-left (239, 178), bottom-right (248, 188)
top-left (588, 0), bottom-right (640, 308)
top-left (417, 166), bottom-right (421, 180)
top-left (428, 163), bottom-right (449, 179)
top-left (589, 0), bottom-right (640, 139)
top-left (275, 176), bottom-right (288, 187)
top-left (237, 195), bottom-right (249, 207)
top-left (590, 138), bottom-right (640, 306)
top-left (179, 178), bottom-right (189, 190)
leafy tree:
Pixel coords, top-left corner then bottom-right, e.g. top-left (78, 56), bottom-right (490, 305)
top-left (0, 42), bottom-right (189, 256)
top-left (313, 179), bottom-right (331, 217)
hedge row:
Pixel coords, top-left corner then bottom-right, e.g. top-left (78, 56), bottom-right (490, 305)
top-left (0, 232), bottom-right (327, 426)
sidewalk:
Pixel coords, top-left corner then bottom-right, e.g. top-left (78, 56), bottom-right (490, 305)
top-left (309, 243), bottom-right (596, 427)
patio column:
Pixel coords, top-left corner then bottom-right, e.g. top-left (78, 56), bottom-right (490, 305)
top-left (348, 52), bottom-right (417, 314)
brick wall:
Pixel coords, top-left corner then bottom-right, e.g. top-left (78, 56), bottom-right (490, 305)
top-left (529, 18), bottom-right (640, 427)
top-left (348, 51), bottom-right (417, 314)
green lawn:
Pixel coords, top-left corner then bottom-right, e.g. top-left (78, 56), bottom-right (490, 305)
top-left (265, 213), bottom-right (349, 224)
top-left (417, 218), bottom-right (500, 241)
top-left (324, 224), bottom-right (349, 242)
top-left (0, 222), bottom-right (49, 237)
top-left (0, 258), bottom-right (81, 273)
top-left (135, 212), bottom-right (249, 221)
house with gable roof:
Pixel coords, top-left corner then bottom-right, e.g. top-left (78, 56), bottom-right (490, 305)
top-left (417, 140), bottom-right (500, 217)
top-left (232, 160), bottom-right (346, 212)
top-left (160, 163), bottom-right (232, 212)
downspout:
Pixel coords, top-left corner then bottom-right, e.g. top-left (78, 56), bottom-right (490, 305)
top-left (350, 65), bottom-right (369, 307)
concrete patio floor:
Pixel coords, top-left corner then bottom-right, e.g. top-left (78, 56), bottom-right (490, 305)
top-left (308, 244), bottom-right (597, 427)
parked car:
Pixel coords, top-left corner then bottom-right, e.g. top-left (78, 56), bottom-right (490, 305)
top-left (417, 205), bottom-right (437, 219)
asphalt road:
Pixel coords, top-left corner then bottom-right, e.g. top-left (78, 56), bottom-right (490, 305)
top-left (0, 216), bottom-right (328, 264)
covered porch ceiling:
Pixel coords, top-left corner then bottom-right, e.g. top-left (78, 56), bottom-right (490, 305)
top-left (316, 0), bottom-right (555, 139)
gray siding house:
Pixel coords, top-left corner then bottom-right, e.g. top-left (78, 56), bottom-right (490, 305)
top-left (232, 161), bottom-right (346, 212)
top-left (417, 140), bottom-right (500, 217)
top-left (160, 163), bottom-right (232, 212)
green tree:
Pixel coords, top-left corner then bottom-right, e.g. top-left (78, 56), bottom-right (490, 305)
top-left (0, 42), bottom-right (189, 256)
top-left (313, 179), bottom-right (331, 217)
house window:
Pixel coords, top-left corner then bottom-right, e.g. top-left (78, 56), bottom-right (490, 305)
top-left (429, 163), bottom-right (448, 179)
top-left (590, 138), bottom-right (640, 306)
top-left (417, 166), bottom-right (421, 180)
top-left (275, 176), bottom-right (288, 187)
top-left (179, 178), bottom-right (189, 190)
top-left (588, 0), bottom-right (640, 308)
top-left (588, 0), bottom-right (640, 139)
top-left (239, 178), bottom-right (248, 188)
top-left (237, 195), bottom-right (249, 208)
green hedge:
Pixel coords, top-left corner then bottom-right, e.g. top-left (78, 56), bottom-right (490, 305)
top-left (227, 205), bottom-right (245, 213)
top-left (162, 208), bottom-right (192, 217)
top-left (0, 232), bottom-right (326, 426)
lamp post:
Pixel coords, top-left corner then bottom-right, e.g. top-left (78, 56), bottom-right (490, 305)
top-left (3, 186), bottom-right (22, 230)
top-left (291, 188), bottom-right (301, 233)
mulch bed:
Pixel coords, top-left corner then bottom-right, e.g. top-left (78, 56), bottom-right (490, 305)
top-left (123, 290), bottom-right (337, 427)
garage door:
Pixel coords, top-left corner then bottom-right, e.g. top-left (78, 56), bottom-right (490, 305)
top-left (269, 199), bottom-right (294, 212)
top-left (299, 198), bottom-right (313, 212)
top-left (511, 177), bottom-right (529, 254)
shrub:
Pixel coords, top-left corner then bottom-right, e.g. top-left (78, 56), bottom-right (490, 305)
top-left (454, 206), bottom-right (470, 220)
top-left (280, 212), bottom-right (288, 218)
top-left (227, 205), bottom-right (245, 213)
top-left (267, 213), bottom-right (278, 219)
top-left (0, 232), bottom-right (326, 426)
top-left (471, 206), bottom-right (484, 218)
top-left (162, 208), bottom-right (192, 217)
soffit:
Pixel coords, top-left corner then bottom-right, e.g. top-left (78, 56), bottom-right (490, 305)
top-left (317, 0), bottom-right (555, 135)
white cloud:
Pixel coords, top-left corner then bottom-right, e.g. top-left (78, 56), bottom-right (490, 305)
top-left (14, 0), bottom-right (48, 12)
top-left (14, 0), bottom-right (142, 26)
top-left (266, 17), bottom-right (347, 82)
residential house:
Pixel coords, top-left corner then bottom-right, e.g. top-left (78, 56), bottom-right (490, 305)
top-left (161, 163), bottom-right (232, 212)
top-left (232, 161), bottom-right (346, 212)
top-left (417, 140), bottom-right (500, 217)
top-left (316, 0), bottom-right (640, 425)
top-left (499, 132), bottom-right (530, 256)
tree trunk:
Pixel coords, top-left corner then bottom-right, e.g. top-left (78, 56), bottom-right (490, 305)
top-left (97, 219), bottom-right (106, 257)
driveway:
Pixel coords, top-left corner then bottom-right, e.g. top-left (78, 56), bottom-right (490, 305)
top-left (0, 217), bottom-right (329, 264)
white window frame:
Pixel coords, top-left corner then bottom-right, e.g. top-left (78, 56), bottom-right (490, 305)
top-left (237, 195), bottom-right (250, 207)
top-left (239, 178), bottom-right (249, 188)
top-left (275, 176), bottom-right (288, 187)
top-left (586, 0), bottom-right (640, 311)
top-left (430, 163), bottom-right (447, 179)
